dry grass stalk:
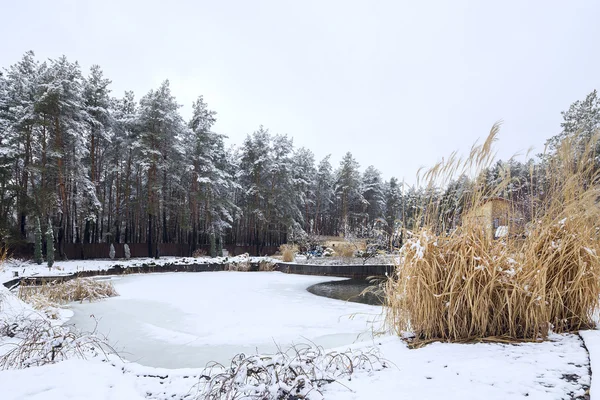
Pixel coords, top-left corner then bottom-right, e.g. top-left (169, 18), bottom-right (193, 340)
top-left (279, 244), bottom-right (298, 262)
top-left (385, 125), bottom-right (600, 343)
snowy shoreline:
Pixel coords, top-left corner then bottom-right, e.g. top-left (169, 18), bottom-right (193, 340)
top-left (0, 260), bottom-right (598, 399)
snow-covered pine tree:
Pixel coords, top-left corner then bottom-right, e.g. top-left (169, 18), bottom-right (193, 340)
top-left (137, 80), bottom-right (185, 257)
top-left (546, 90), bottom-right (600, 156)
top-left (1, 51), bottom-right (42, 238)
top-left (362, 166), bottom-right (386, 234)
top-left (292, 147), bottom-right (316, 233)
top-left (111, 91), bottom-right (138, 244)
top-left (313, 155), bottom-right (335, 235)
top-left (184, 95), bottom-right (237, 252)
top-left (335, 152), bottom-right (364, 236)
top-left (81, 65), bottom-right (111, 243)
top-left (109, 243), bottom-right (115, 259)
top-left (36, 55), bottom-right (89, 257)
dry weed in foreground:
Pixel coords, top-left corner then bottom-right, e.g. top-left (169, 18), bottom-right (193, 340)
top-left (18, 278), bottom-right (118, 309)
top-left (0, 313), bottom-right (116, 369)
top-left (385, 125), bottom-right (600, 343)
top-left (195, 343), bottom-right (387, 400)
top-left (279, 244), bottom-right (298, 262)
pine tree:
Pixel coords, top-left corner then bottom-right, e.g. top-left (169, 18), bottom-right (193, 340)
top-left (109, 243), bottom-right (115, 259)
top-left (335, 152), bottom-right (363, 236)
top-left (34, 216), bottom-right (43, 264)
top-left (137, 80), bottom-right (185, 257)
top-left (124, 243), bottom-right (131, 259)
top-left (314, 155), bottom-right (335, 235)
top-left (46, 221), bottom-right (54, 269)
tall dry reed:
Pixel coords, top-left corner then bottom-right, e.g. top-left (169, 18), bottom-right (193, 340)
top-left (385, 124), bottom-right (600, 343)
top-left (279, 244), bottom-right (298, 262)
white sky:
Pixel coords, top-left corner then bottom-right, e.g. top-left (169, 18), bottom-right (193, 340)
top-left (1, 0), bottom-right (599, 183)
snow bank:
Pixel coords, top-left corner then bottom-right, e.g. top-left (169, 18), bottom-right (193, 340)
top-left (0, 255), bottom-right (276, 285)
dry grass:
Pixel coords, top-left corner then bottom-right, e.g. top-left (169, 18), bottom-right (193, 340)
top-left (258, 259), bottom-right (276, 271)
top-left (334, 243), bottom-right (356, 258)
top-left (19, 278), bottom-right (118, 309)
top-left (192, 248), bottom-right (207, 258)
top-left (385, 125), bottom-right (600, 343)
top-left (279, 244), bottom-right (298, 262)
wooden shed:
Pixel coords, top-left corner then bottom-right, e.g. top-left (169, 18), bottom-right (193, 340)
top-left (467, 197), bottom-right (521, 240)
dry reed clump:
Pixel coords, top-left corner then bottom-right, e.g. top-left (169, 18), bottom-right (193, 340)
top-left (19, 278), bottom-right (118, 309)
top-left (258, 260), bottom-right (276, 271)
top-left (192, 248), bottom-right (207, 258)
top-left (279, 244), bottom-right (298, 262)
top-left (385, 125), bottom-right (600, 343)
top-left (334, 243), bottom-right (356, 258)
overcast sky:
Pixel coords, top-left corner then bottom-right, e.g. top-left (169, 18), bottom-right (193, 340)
top-left (2, 0), bottom-right (599, 183)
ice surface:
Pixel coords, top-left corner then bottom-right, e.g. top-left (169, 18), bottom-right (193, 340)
top-left (67, 272), bottom-right (382, 368)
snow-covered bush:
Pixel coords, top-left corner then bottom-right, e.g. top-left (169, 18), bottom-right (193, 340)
top-left (124, 243), bottom-right (131, 259)
top-left (109, 243), bottom-right (115, 259)
top-left (323, 248), bottom-right (335, 257)
top-left (197, 344), bottom-right (387, 400)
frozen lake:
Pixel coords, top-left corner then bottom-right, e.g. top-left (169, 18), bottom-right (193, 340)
top-left (68, 272), bottom-right (382, 368)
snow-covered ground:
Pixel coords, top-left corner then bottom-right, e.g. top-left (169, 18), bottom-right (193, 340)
top-left (0, 332), bottom-right (593, 399)
top-left (0, 259), bottom-right (598, 399)
top-left (67, 272), bottom-right (381, 368)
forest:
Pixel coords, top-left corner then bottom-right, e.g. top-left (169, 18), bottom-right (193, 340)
top-left (0, 51), bottom-right (598, 257)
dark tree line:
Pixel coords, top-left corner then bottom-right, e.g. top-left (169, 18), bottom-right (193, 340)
top-left (0, 52), bottom-right (597, 257)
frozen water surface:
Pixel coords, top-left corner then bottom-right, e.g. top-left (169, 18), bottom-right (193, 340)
top-left (68, 272), bottom-right (381, 368)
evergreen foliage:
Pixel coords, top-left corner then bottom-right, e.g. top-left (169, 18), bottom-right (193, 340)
top-left (0, 51), bottom-right (597, 256)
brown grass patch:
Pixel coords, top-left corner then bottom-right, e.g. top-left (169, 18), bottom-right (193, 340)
top-left (19, 278), bottom-right (118, 308)
top-left (334, 243), bottom-right (356, 258)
